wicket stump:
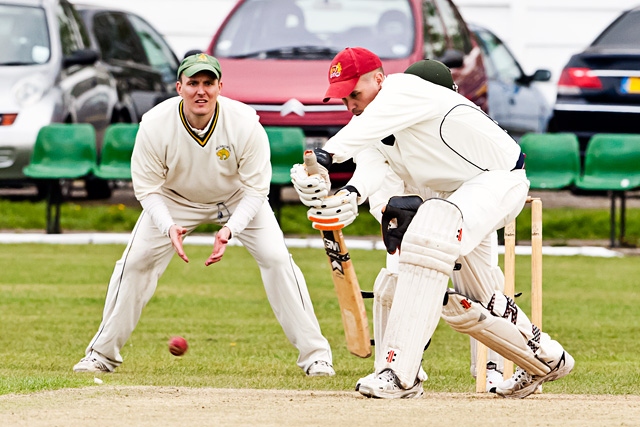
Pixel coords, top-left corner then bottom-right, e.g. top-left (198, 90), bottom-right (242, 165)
top-left (475, 196), bottom-right (543, 393)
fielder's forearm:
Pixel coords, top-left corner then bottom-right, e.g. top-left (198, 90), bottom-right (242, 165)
top-left (139, 193), bottom-right (175, 236)
top-left (225, 193), bottom-right (265, 237)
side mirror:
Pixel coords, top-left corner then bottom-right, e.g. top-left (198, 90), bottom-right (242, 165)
top-left (517, 69), bottom-right (552, 85)
top-left (63, 48), bottom-right (99, 67)
top-left (531, 69), bottom-right (552, 82)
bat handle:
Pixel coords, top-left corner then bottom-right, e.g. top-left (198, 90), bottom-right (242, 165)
top-left (304, 149), bottom-right (320, 175)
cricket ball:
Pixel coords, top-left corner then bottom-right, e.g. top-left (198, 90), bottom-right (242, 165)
top-left (168, 336), bottom-right (188, 356)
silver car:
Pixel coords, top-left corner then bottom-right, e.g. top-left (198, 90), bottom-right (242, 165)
top-left (470, 24), bottom-right (552, 140)
top-left (0, 0), bottom-right (118, 198)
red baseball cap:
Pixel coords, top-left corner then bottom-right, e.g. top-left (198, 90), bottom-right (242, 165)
top-left (323, 47), bottom-right (382, 102)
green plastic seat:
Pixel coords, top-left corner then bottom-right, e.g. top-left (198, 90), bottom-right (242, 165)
top-left (575, 134), bottom-right (640, 191)
top-left (519, 133), bottom-right (580, 190)
top-left (264, 126), bottom-right (306, 221)
top-left (575, 133), bottom-right (640, 247)
top-left (94, 123), bottom-right (139, 180)
top-left (266, 126), bottom-right (306, 184)
top-left (23, 123), bottom-right (98, 234)
top-left (23, 123), bottom-right (97, 179)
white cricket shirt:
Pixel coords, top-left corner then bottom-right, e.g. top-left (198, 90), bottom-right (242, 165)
top-left (323, 73), bottom-right (522, 198)
top-left (132, 95), bottom-right (270, 204)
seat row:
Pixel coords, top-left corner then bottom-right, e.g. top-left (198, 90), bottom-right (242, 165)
top-left (24, 123), bottom-right (139, 183)
top-left (23, 123), bottom-right (140, 233)
top-left (520, 132), bottom-right (640, 247)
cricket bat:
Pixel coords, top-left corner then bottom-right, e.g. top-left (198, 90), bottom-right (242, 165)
top-left (304, 150), bottom-right (372, 358)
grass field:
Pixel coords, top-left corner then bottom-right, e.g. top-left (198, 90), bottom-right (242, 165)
top-left (1, 243), bottom-right (639, 396)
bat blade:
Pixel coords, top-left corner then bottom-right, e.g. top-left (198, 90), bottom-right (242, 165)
top-left (322, 229), bottom-right (371, 358)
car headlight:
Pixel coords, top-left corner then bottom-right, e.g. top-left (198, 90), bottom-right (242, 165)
top-left (12, 77), bottom-right (48, 108)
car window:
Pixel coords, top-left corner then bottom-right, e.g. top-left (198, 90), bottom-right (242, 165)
top-left (432, 0), bottom-right (472, 54)
top-left (474, 28), bottom-right (521, 82)
top-left (128, 14), bottom-right (179, 83)
top-left (214, 0), bottom-right (414, 59)
top-left (93, 12), bottom-right (146, 62)
top-left (58, 0), bottom-right (90, 55)
top-left (0, 4), bottom-right (50, 65)
top-left (422, 0), bottom-right (446, 59)
top-left (592, 9), bottom-right (640, 47)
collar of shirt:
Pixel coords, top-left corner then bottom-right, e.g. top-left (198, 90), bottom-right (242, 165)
top-left (186, 113), bottom-right (215, 138)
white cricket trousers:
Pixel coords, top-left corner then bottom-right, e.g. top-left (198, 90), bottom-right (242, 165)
top-left (84, 197), bottom-right (332, 373)
top-left (447, 169), bottom-right (530, 303)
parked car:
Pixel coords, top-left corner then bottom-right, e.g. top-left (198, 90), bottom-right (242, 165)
top-left (548, 5), bottom-right (640, 154)
top-left (75, 4), bottom-right (180, 123)
top-left (470, 23), bottom-right (552, 141)
top-left (206, 0), bottom-right (488, 184)
top-left (0, 0), bottom-right (118, 197)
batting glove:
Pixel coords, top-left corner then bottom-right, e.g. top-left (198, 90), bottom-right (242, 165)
top-left (307, 187), bottom-right (359, 231)
top-left (290, 163), bottom-right (331, 207)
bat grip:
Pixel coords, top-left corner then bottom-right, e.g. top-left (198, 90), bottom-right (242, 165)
top-left (304, 150), bottom-right (320, 175)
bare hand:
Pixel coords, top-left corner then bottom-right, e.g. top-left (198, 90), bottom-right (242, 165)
top-left (169, 224), bottom-right (189, 263)
top-left (205, 226), bottom-right (231, 266)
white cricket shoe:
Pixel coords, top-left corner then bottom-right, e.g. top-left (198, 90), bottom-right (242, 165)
top-left (356, 367), bottom-right (427, 391)
top-left (486, 367), bottom-right (504, 392)
top-left (494, 351), bottom-right (575, 399)
top-left (306, 360), bottom-right (335, 377)
top-left (357, 369), bottom-right (424, 399)
top-left (73, 356), bottom-right (112, 373)
top-left (355, 372), bottom-right (376, 391)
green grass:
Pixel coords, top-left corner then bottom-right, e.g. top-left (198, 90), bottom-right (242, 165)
top-left (1, 243), bottom-right (639, 396)
top-left (2, 198), bottom-right (640, 245)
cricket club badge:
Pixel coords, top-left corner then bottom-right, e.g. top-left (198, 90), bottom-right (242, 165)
top-left (216, 145), bottom-right (230, 160)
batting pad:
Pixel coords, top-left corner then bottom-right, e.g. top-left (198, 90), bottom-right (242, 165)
top-left (442, 290), bottom-right (551, 377)
top-left (380, 198), bottom-right (462, 388)
top-left (372, 268), bottom-right (397, 373)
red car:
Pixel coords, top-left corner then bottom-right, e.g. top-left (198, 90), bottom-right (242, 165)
top-left (207, 0), bottom-right (487, 183)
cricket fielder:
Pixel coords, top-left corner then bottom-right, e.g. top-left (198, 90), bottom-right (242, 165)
top-left (73, 53), bottom-right (334, 377)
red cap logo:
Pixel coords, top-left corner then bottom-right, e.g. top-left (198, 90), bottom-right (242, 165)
top-left (329, 62), bottom-right (342, 79)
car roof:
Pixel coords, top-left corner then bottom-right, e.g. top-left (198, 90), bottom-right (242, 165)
top-left (2, 0), bottom-right (50, 6)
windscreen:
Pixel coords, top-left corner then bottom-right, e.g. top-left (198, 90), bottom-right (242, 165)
top-left (0, 4), bottom-right (50, 65)
top-left (593, 10), bottom-right (640, 48)
top-left (214, 0), bottom-right (415, 59)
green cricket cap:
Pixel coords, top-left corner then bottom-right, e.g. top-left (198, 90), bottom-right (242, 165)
top-left (404, 59), bottom-right (456, 91)
top-left (177, 53), bottom-right (222, 80)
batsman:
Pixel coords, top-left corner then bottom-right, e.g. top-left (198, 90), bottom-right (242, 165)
top-left (291, 47), bottom-right (574, 399)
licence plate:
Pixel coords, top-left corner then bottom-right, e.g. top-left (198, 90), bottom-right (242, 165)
top-left (621, 77), bottom-right (640, 94)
